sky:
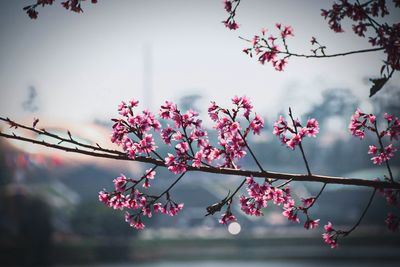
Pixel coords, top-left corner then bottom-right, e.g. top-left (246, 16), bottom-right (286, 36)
top-left (0, 0), bottom-right (398, 126)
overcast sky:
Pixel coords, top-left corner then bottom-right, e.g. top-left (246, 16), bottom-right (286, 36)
top-left (0, 0), bottom-right (398, 125)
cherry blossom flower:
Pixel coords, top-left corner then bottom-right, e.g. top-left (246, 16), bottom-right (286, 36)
top-left (349, 109), bottom-right (398, 166)
top-left (385, 212), bottom-right (400, 232)
top-left (219, 209), bottom-right (237, 225)
top-left (322, 222), bottom-right (338, 248)
top-left (243, 24), bottom-right (295, 71)
top-left (113, 174), bottom-right (127, 192)
top-left (304, 218), bottom-right (320, 230)
top-left (273, 114), bottom-right (319, 150)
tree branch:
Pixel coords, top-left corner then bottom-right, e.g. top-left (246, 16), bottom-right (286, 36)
top-left (1, 131), bottom-right (399, 190)
top-left (240, 36), bottom-right (385, 58)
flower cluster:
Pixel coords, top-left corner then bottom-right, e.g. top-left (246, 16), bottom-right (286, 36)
top-left (368, 144), bottom-right (397, 165)
top-left (322, 222), bottom-right (339, 248)
top-left (378, 187), bottom-right (400, 232)
top-left (239, 176), bottom-right (320, 230)
top-left (111, 99), bottom-right (160, 159)
top-left (102, 97), bottom-right (399, 247)
top-left (23, 0), bottom-right (97, 19)
top-left (385, 212), bottom-right (400, 232)
top-left (321, 0), bottom-right (400, 71)
top-left (99, 170), bottom-right (184, 230)
top-left (243, 24), bottom-right (294, 71)
top-left (240, 176), bottom-right (292, 217)
top-left (273, 113), bottom-right (319, 150)
top-left (222, 0), bottom-right (241, 30)
top-left (219, 204), bottom-right (237, 225)
top-left (160, 101), bottom-right (217, 173)
top-left (208, 96), bottom-right (264, 168)
top-left (349, 109), bottom-right (399, 165)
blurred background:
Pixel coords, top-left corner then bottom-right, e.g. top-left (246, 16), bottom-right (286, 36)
top-left (0, 0), bottom-right (399, 266)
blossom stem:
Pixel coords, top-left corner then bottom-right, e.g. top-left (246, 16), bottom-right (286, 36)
top-left (288, 108), bottom-right (312, 175)
top-left (153, 172), bottom-right (186, 203)
top-left (276, 178), bottom-right (293, 188)
top-left (343, 188), bottom-right (376, 236)
top-left (182, 126), bottom-right (195, 157)
top-left (238, 130), bottom-right (265, 172)
top-left (373, 121), bottom-right (394, 183)
top-left (226, 178), bottom-right (247, 203)
top-left (306, 183), bottom-right (327, 210)
top-left (124, 165), bottom-right (158, 192)
top-left (227, 112), bottom-right (265, 172)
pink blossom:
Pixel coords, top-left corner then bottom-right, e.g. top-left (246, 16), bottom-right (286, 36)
top-left (125, 212), bottom-right (145, 230)
top-left (142, 207), bottom-right (152, 218)
top-left (224, 20), bottom-right (239, 30)
top-left (324, 222), bottom-right (333, 232)
top-left (349, 109), bottom-right (367, 139)
top-left (219, 210), bottom-right (237, 225)
top-left (274, 58), bottom-right (288, 71)
top-left (371, 144), bottom-right (397, 165)
top-left (385, 212), bottom-right (399, 232)
top-left (145, 169), bottom-right (156, 179)
top-left (283, 199), bottom-right (300, 223)
top-left (98, 190), bottom-right (110, 205)
top-left (384, 113), bottom-right (393, 122)
top-left (109, 193), bottom-right (126, 210)
top-left (223, 0), bottom-right (232, 12)
top-left (281, 25), bottom-right (294, 38)
top-left (301, 197), bottom-right (315, 208)
top-left (113, 174), bottom-right (127, 192)
top-left (261, 27), bottom-right (267, 35)
top-left (161, 126), bottom-right (174, 144)
top-left (192, 151), bottom-right (203, 168)
top-left (322, 222), bottom-right (338, 248)
top-left (128, 99), bottom-right (139, 108)
top-left (153, 203), bottom-right (162, 213)
top-left (304, 218), bottom-right (320, 230)
top-left (137, 134), bottom-right (157, 154)
top-left (159, 101), bottom-right (177, 119)
top-left (249, 115), bottom-right (264, 135)
top-left (386, 115), bottom-right (400, 140)
top-left (286, 134), bottom-right (301, 150)
top-left (161, 202), bottom-right (184, 216)
top-left (176, 142), bottom-right (189, 153)
top-left (165, 153), bottom-right (187, 174)
top-left (305, 118), bottom-right (319, 137)
top-left (322, 232), bottom-right (338, 248)
top-left (368, 145), bottom-right (378, 155)
top-left (208, 101), bottom-right (220, 121)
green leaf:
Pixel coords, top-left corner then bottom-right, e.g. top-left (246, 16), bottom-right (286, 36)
top-left (369, 77), bottom-right (388, 97)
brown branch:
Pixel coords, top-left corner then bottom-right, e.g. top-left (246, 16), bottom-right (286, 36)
top-left (0, 116), bottom-right (125, 157)
top-left (1, 131), bottom-right (399, 190)
top-left (239, 36), bottom-right (385, 58)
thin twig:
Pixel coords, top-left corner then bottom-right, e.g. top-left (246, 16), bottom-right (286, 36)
top-left (240, 36), bottom-right (384, 58)
top-left (288, 108), bottom-right (312, 175)
top-left (373, 121), bottom-right (394, 182)
top-left (343, 188), bottom-right (377, 236)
